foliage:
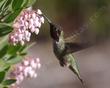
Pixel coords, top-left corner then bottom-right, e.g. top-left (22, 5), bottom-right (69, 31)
top-left (0, 0), bottom-right (37, 87)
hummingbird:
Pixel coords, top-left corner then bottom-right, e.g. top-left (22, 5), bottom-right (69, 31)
top-left (42, 14), bottom-right (90, 88)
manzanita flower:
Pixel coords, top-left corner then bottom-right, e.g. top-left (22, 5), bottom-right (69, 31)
top-left (9, 8), bottom-right (44, 45)
top-left (9, 56), bottom-right (41, 88)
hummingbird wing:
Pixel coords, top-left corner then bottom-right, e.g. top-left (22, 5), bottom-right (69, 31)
top-left (65, 42), bottom-right (92, 54)
top-left (64, 30), bottom-right (93, 54)
top-left (64, 33), bottom-right (80, 43)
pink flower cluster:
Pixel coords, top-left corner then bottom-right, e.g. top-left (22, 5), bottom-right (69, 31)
top-left (9, 8), bottom-right (44, 45)
top-left (10, 57), bottom-right (41, 88)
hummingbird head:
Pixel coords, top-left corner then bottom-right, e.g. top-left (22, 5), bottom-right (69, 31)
top-left (49, 23), bottom-right (62, 42)
top-left (42, 14), bottom-right (63, 41)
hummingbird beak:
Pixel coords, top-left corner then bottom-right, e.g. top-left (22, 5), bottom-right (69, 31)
top-left (41, 13), bottom-right (61, 41)
top-left (41, 14), bottom-right (52, 24)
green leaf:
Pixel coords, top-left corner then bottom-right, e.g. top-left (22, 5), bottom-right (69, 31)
top-left (2, 79), bottom-right (16, 85)
top-left (19, 52), bottom-right (27, 56)
top-left (8, 45), bottom-right (20, 55)
top-left (19, 44), bottom-right (27, 51)
top-left (0, 0), bottom-right (12, 14)
top-left (0, 24), bottom-right (12, 37)
top-left (0, 71), bottom-right (6, 83)
top-left (0, 45), bottom-right (8, 58)
top-left (22, 42), bottom-right (35, 52)
top-left (4, 8), bottom-right (22, 23)
top-left (0, 1), bottom-right (5, 8)
top-left (0, 0), bottom-right (4, 2)
top-left (0, 60), bottom-right (10, 72)
top-left (22, 0), bottom-right (36, 7)
top-left (12, 0), bottom-right (23, 11)
top-left (6, 56), bottom-right (22, 64)
top-left (0, 1), bottom-right (7, 10)
top-left (3, 87), bottom-right (8, 88)
top-left (6, 55), bottom-right (16, 60)
top-left (4, 66), bottom-right (10, 72)
top-left (0, 27), bottom-right (12, 37)
top-left (0, 36), bottom-right (8, 50)
top-left (8, 44), bottom-right (26, 55)
top-left (4, 0), bottom-right (12, 9)
top-left (26, 0), bottom-right (36, 7)
top-left (22, 0), bottom-right (28, 7)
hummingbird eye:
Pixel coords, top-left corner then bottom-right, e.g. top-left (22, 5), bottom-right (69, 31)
top-left (56, 29), bottom-right (61, 37)
top-left (57, 29), bottom-right (61, 35)
top-left (50, 23), bottom-right (61, 41)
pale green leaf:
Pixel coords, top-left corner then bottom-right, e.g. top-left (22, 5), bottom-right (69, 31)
top-left (2, 79), bottom-right (16, 85)
top-left (12, 0), bottom-right (23, 11)
top-left (0, 71), bottom-right (5, 83)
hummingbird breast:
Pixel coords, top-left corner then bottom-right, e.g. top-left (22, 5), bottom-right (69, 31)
top-left (53, 40), bottom-right (65, 60)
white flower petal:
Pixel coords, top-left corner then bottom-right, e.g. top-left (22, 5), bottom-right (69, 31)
top-left (23, 68), bottom-right (28, 77)
top-left (29, 70), bottom-right (35, 78)
top-left (36, 58), bottom-right (40, 63)
top-left (35, 28), bottom-right (39, 35)
top-left (37, 63), bottom-right (41, 69)
top-left (40, 17), bottom-right (44, 23)
top-left (32, 13), bottom-right (36, 19)
top-left (30, 26), bottom-right (35, 32)
top-left (38, 22), bottom-right (41, 28)
top-left (31, 60), bottom-right (37, 69)
top-left (23, 60), bottom-right (29, 66)
top-left (18, 66), bottom-right (23, 71)
top-left (27, 7), bottom-right (32, 11)
top-left (20, 40), bottom-right (24, 46)
top-left (18, 74), bottom-right (24, 82)
top-left (37, 9), bottom-right (42, 15)
top-left (33, 73), bottom-right (37, 78)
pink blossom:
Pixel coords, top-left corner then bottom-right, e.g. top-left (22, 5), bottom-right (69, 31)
top-left (9, 8), bottom-right (44, 45)
top-left (9, 57), bottom-right (41, 88)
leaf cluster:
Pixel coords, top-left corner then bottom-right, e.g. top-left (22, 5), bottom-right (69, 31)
top-left (0, 0), bottom-right (37, 87)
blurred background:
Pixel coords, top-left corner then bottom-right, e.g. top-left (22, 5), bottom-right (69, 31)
top-left (22, 0), bottom-right (110, 88)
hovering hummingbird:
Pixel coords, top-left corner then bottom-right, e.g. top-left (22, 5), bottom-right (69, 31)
top-left (42, 14), bottom-right (91, 88)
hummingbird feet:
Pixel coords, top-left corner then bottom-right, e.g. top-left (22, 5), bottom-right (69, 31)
top-left (59, 59), bottom-right (70, 67)
top-left (59, 61), bottom-right (65, 67)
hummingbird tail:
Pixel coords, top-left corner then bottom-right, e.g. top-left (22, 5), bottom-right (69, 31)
top-left (69, 66), bottom-right (86, 88)
top-left (77, 75), bottom-right (86, 88)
